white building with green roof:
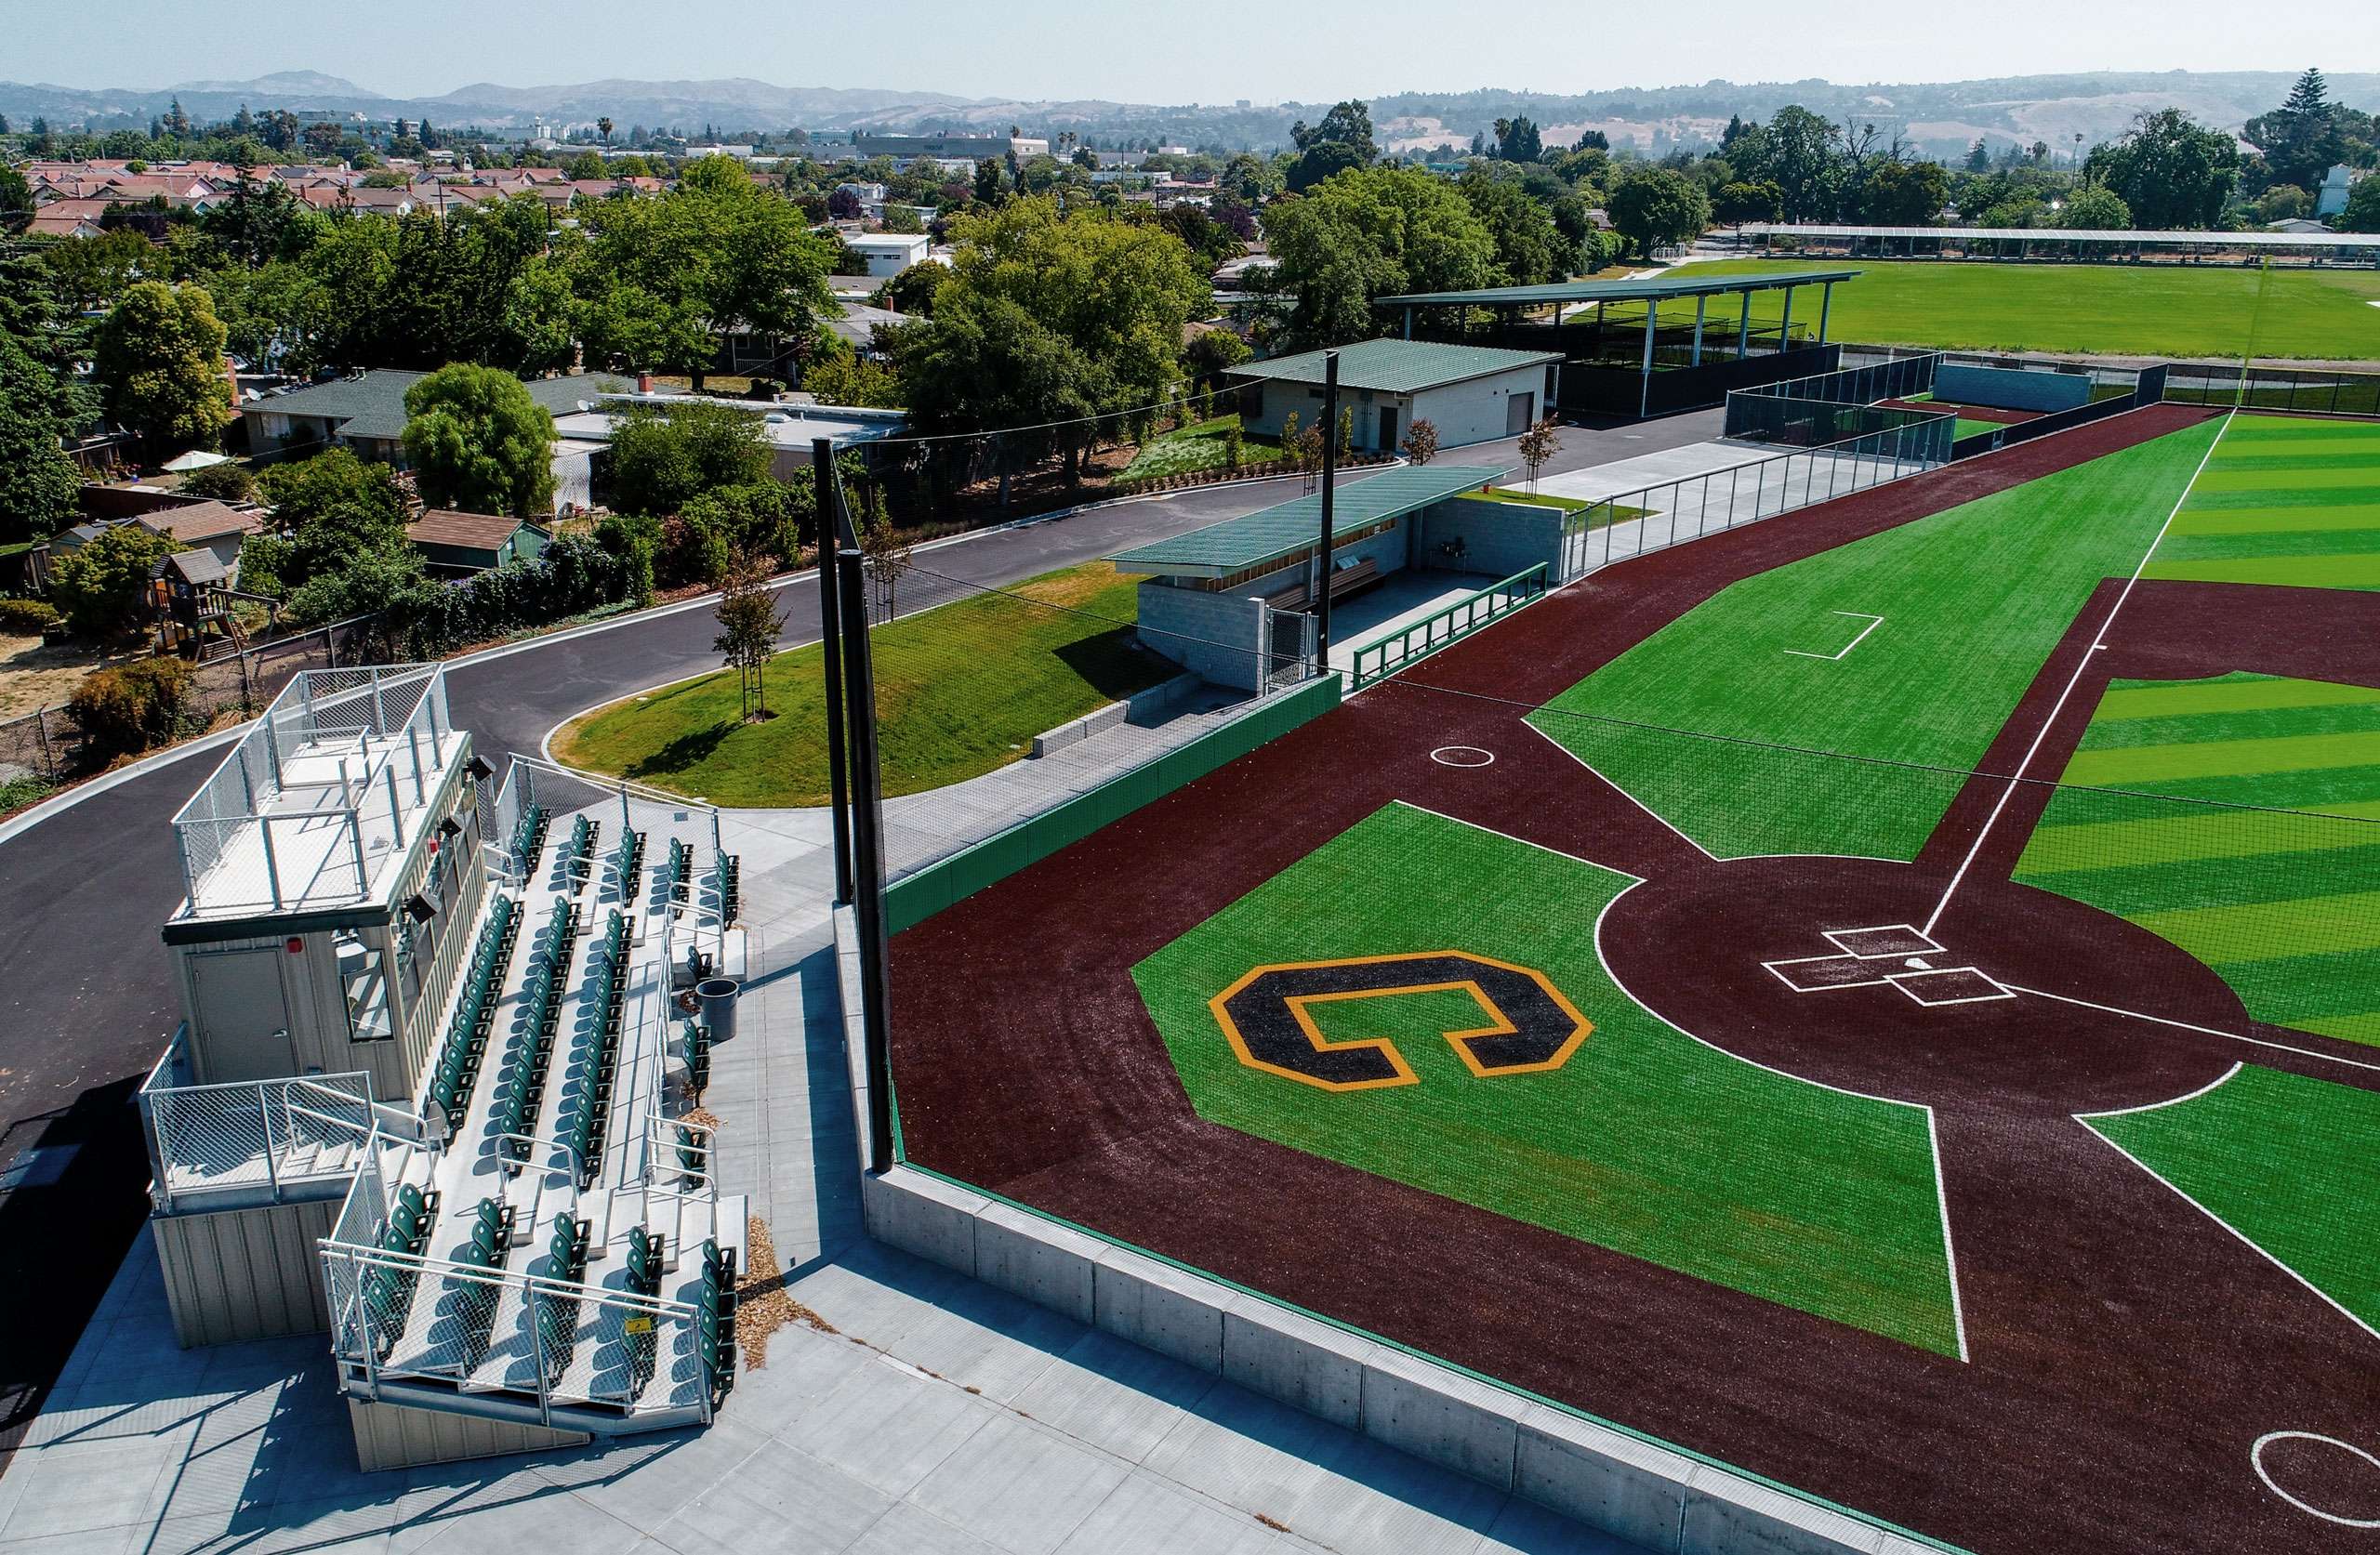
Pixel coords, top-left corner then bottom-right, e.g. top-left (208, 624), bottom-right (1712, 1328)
top-left (1226, 340), bottom-right (1563, 455)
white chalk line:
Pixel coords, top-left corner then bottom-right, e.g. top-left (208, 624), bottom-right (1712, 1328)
top-left (1923, 412), bottom-right (2234, 938)
top-left (2007, 982), bottom-right (2380, 1077)
top-left (1782, 611), bottom-right (1885, 661)
top-left (2252, 1432), bottom-right (2380, 1528)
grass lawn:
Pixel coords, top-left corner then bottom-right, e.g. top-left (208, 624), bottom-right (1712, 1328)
top-left (1117, 414), bottom-right (1283, 482)
top-left (1681, 258), bottom-right (2380, 361)
top-left (1458, 487), bottom-right (1655, 531)
top-left (1133, 800), bottom-right (1963, 1354)
top-left (2016, 672), bottom-right (2380, 1046)
top-left (553, 561), bottom-right (1176, 806)
top-left (1951, 418), bottom-right (2003, 441)
top-left (2088, 1065), bottom-right (2380, 1328)
top-left (1527, 418), bottom-right (2223, 861)
top-left (2144, 414), bottom-right (2380, 592)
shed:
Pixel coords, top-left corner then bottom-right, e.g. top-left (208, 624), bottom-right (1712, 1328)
top-left (407, 510), bottom-right (551, 576)
top-left (1225, 340), bottom-right (1564, 454)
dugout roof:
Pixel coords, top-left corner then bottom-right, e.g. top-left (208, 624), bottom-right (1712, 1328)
top-left (1375, 269), bottom-right (1863, 309)
top-left (1109, 465), bottom-right (1511, 579)
top-left (1224, 339), bottom-right (1563, 395)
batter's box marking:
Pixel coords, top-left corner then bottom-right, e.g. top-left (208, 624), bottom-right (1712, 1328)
top-left (1824, 924), bottom-right (1943, 960)
top-left (1764, 954), bottom-right (1897, 993)
top-left (1782, 612), bottom-right (1884, 661)
top-left (1887, 968), bottom-right (2015, 1006)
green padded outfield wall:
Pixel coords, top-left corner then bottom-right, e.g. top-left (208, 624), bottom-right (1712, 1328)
top-left (883, 675), bottom-right (1344, 935)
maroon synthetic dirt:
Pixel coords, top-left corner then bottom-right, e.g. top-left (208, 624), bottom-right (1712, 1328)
top-left (887, 406), bottom-right (2380, 1552)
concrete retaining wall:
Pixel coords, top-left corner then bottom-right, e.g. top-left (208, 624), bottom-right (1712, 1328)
top-left (1412, 497), bottom-right (1567, 580)
top-left (1029, 672), bottom-right (1206, 758)
top-left (831, 906), bottom-right (1950, 1555)
top-left (1935, 363), bottom-right (2090, 414)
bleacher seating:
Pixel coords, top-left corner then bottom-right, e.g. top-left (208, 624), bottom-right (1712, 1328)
top-left (696, 1238), bottom-right (737, 1400)
top-left (457, 1197), bottom-right (514, 1271)
top-left (683, 1019), bottom-right (712, 1099)
top-left (561, 910), bottom-right (632, 1187)
top-left (509, 802), bottom-right (550, 878)
top-left (663, 838), bottom-right (694, 906)
top-left (615, 827), bottom-right (647, 901)
top-left (717, 853), bottom-right (742, 923)
top-left (495, 900), bottom-right (578, 1164)
top-left (562, 814), bottom-right (601, 894)
top-left (425, 895), bottom-right (521, 1136)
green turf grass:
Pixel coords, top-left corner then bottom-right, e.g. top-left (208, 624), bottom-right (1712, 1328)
top-left (2016, 673), bottom-right (2380, 1045)
top-left (1132, 801), bottom-right (1964, 1354)
top-left (553, 561), bottom-right (1175, 806)
top-left (1456, 486), bottom-right (1654, 531)
top-left (2087, 1065), bottom-right (2380, 1329)
top-left (1527, 418), bottom-right (2223, 861)
top-left (1671, 259), bottom-right (2380, 361)
top-left (2144, 415), bottom-right (2380, 593)
top-left (1117, 414), bottom-right (1282, 481)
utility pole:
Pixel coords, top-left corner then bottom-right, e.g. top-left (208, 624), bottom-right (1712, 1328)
top-left (1313, 350), bottom-right (1339, 674)
top-left (813, 438), bottom-right (853, 903)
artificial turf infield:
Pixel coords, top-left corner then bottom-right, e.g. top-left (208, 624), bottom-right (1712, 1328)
top-left (1131, 799), bottom-right (1961, 1355)
top-left (2017, 672), bottom-right (2380, 1046)
top-left (1682, 257), bottom-right (2380, 361)
top-left (1527, 416), bottom-right (2222, 860)
top-left (2144, 415), bottom-right (2380, 591)
top-left (884, 404), bottom-right (2380, 1551)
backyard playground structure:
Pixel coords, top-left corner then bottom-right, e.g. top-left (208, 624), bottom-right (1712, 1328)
top-left (822, 389), bottom-right (2380, 1553)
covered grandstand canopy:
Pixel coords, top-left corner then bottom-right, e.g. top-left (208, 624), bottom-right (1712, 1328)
top-left (1109, 465), bottom-right (1509, 580)
top-left (1375, 269), bottom-right (1862, 310)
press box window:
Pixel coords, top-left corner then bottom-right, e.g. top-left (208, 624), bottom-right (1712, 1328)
top-left (335, 928), bottom-right (394, 1041)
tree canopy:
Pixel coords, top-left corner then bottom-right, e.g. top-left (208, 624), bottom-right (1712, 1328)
top-left (1252, 165), bottom-right (1497, 350)
top-left (0, 333), bottom-right (82, 545)
top-left (401, 363), bottom-right (557, 519)
top-left (2085, 109), bottom-right (2240, 230)
top-left (93, 280), bottom-right (235, 454)
top-left (1285, 100), bottom-right (1377, 193)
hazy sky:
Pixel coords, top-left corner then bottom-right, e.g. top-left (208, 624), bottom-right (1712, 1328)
top-left (0, 0), bottom-right (2364, 102)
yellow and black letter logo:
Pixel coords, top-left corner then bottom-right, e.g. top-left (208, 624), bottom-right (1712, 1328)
top-left (1208, 952), bottom-right (1590, 1091)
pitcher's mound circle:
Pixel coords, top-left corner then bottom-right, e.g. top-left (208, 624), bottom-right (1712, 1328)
top-left (1431, 745), bottom-right (1496, 769)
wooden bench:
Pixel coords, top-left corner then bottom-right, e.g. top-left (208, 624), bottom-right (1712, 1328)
top-left (1259, 556), bottom-right (1380, 611)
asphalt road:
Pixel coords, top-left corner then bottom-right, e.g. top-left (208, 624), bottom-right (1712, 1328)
top-left (0, 407), bottom-right (1723, 1462)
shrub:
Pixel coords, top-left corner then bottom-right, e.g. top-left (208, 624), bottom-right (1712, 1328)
top-left (70, 657), bottom-right (203, 758)
top-left (48, 522), bottom-right (176, 637)
top-left (176, 462), bottom-right (259, 503)
top-left (0, 598), bottom-right (61, 635)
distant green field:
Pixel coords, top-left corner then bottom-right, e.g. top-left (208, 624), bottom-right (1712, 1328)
top-left (1527, 420), bottom-right (2222, 860)
top-left (1680, 258), bottom-right (2380, 361)
top-left (2017, 672), bottom-right (2380, 1046)
top-left (2145, 414), bottom-right (2380, 592)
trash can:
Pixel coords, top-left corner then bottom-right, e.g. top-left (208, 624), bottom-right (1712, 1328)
top-left (695, 977), bottom-right (740, 1046)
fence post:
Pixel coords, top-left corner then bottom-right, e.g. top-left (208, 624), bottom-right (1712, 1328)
top-left (815, 438), bottom-right (854, 905)
top-left (836, 544), bottom-right (895, 1176)
top-left (34, 707), bottom-right (57, 781)
top-left (258, 1081), bottom-right (282, 1201)
top-left (261, 818), bottom-right (285, 910)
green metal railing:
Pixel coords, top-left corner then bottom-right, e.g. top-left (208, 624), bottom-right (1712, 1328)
top-left (1348, 564), bottom-right (1551, 692)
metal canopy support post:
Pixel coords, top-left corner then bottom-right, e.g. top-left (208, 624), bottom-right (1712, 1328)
top-left (1692, 295), bottom-right (1707, 365)
top-left (1739, 289), bottom-right (1752, 356)
top-left (1818, 282), bottom-right (1834, 345)
top-left (1314, 350), bottom-right (1339, 672)
top-left (1638, 297), bottom-right (1659, 419)
top-left (814, 439), bottom-right (853, 905)
top-left (835, 543), bottom-right (895, 1175)
top-left (1778, 287), bottom-right (1795, 353)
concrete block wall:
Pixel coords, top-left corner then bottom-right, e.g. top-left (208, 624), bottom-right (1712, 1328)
top-left (830, 909), bottom-right (1945, 1555)
top-left (1408, 363), bottom-right (1555, 447)
top-left (1413, 497), bottom-right (1566, 580)
top-left (1132, 580), bottom-right (1267, 691)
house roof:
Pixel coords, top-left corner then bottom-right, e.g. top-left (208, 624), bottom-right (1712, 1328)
top-left (1225, 339), bottom-right (1562, 396)
top-left (409, 510), bottom-right (524, 553)
top-left (247, 370), bottom-right (628, 443)
top-left (137, 502), bottom-right (262, 544)
top-left (1109, 465), bottom-right (1511, 578)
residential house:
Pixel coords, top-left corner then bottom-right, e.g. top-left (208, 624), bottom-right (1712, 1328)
top-left (846, 231), bottom-right (931, 279)
top-left (135, 502), bottom-right (266, 579)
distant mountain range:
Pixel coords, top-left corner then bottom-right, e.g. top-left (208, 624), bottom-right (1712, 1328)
top-left (6, 69), bottom-right (2377, 161)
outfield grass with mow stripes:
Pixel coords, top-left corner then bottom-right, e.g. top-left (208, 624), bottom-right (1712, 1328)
top-left (1528, 419), bottom-right (2222, 861)
top-left (2144, 415), bottom-right (2380, 592)
top-left (1133, 800), bottom-right (1964, 1355)
top-left (1679, 258), bottom-right (2380, 360)
top-left (2016, 673), bottom-right (2380, 1047)
top-left (2088, 1065), bottom-right (2380, 1331)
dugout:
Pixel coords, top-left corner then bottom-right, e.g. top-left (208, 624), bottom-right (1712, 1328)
top-left (1377, 270), bottom-right (1860, 420)
top-left (1109, 464), bottom-right (1558, 691)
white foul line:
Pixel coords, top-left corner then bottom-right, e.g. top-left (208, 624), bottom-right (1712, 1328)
top-left (1922, 413), bottom-right (2233, 938)
top-left (2009, 982), bottom-right (2380, 1077)
top-left (1782, 612), bottom-right (1885, 661)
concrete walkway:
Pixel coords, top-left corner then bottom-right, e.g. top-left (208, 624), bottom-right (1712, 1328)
top-left (1540, 441), bottom-right (1916, 576)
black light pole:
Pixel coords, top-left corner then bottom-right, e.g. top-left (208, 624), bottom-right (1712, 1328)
top-left (835, 533), bottom-right (895, 1174)
top-left (1313, 349), bottom-right (1340, 672)
top-left (813, 439), bottom-right (853, 904)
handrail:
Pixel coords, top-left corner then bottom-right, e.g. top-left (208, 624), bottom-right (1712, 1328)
top-left (1349, 564), bottom-right (1550, 692)
top-left (483, 1129), bottom-right (584, 1191)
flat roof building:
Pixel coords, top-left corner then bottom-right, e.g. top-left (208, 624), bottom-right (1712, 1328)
top-left (1226, 340), bottom-right (1564, 454)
